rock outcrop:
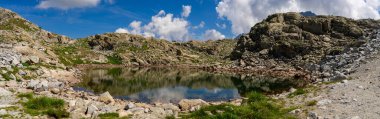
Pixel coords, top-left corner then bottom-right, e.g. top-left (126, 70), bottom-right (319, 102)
top-left (232, 12), bottom-right (380, 77)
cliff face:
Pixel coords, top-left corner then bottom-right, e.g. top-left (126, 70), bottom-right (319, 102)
top-left (231, 12), bottom-right (380, 69)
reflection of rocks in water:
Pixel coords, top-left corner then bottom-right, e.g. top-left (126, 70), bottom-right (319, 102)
top-left (77, 67), bottom-right (306, 103)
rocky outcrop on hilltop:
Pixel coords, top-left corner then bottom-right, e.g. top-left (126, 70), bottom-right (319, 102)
top-left (232, 12), bottom-right (380, 81)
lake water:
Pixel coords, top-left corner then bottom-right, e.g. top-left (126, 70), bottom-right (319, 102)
top-left (75, 67), bottom-right (306, 103)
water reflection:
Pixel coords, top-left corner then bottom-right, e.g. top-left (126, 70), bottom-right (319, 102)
top-left (76, 67), bottom-right (306, 103)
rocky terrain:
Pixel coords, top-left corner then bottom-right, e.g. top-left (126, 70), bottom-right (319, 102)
top-left (0, 7), bottom-right (379, 119)
top-left (232, 12), bottom-right (380, 81)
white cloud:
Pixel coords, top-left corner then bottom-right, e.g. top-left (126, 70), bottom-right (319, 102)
top-left (115, 10), bottom-right (190, 41)
top-left (181, 5), bottom-right (192, 17)
top-left (115, 28), bottom-right (129, 33)
top-left (193, 21), bottom-right (205, 29)
top-left (216, 23), bottom-right (226, 29)
top-left (217, 0), bottom-right (380, 35)
top-left (203, 29), bottom-right (225, 40)
top-left (37, 0), bottom-right (101, 9)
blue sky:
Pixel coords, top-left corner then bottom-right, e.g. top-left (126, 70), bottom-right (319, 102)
top-left (0, 0), bottom-right (233, 40)
top-left (0, 0), bottom-right (379, 41)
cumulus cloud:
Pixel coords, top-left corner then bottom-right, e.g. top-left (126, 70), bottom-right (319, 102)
top-left (193, 21), bottom-right (205, 29)
top-left (217, 0), bottom-right (380, 35)
top-left (181, 5), bottom-right (192, 17)
top-left (115, 10), bottom-right (190, 41)
top-left (115, 28), bottom-right (129, 33)
top-left (37, 0), bottom-right (101, 9)
top-left (203, 29), bottom-right (226, 40)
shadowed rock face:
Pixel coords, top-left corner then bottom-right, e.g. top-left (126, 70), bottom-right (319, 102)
top-left (232, 12), bottom-right (380, 68)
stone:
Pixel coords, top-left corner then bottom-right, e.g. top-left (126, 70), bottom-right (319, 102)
top-left (289, 109), bottom-right (302, 114)
top-left (48, 81), bottom-right (64, 89)
top-left (125, 103), bottom-right (135, 110)
top-left (0, 87), bottom-right (13, 96)
top-left (18, 70), bottom-right (27, 76)
top-left (178, 99), bottom-right (209, 111)
top-left (341, 80), bottom-right (348, 83)
top-left (128, 107), bottom-right (145, 114)
top-left (27, 80), bottom-right (39, 89)
top-left (289, 88), bottom-right (297, 93)
top-left (9, 74), bottom-right (16, 80)
top-left (37, 80), bottom-right (49, 91)
top-left (161, 103), bottom-right (180, 111)
top-left (308, 112), bottom-right (318, 119)
top-left (86, 104), bottom-right (98, 115)
top-left (11, 58), bottom-right (20, 65)
top-left (50, 88), bottom-right (60, 94)
top-left (29, 56), bottom-right (40, 64)
top-left (190, 105), bottom-right (201, 112)
top-left (317, 99), bottom-right (332, 106)
top-left (98, 92), bottom-right (115, 104)
top-left (20, 56), bottom-right (29, 63)
top-left (69, 100), bottom-right (77, 107)
top-left (259, 49), bottom-right (269, 55)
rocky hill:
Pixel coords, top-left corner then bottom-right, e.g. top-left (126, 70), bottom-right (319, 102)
top-left (231, 12), bottom-right (380, 81)
top-left (54, 33), bottom-right (236, 67)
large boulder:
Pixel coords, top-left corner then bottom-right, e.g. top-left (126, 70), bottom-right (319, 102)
top-left (98, 92), bottom-right (115, 104)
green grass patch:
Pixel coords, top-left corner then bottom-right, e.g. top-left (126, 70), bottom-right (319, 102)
top-left (53, 45), bottom-right (86, 66)
top-left (98, 113), bottom-right (128, 119)
top-left (0, 114), bottom-right (11, 118)
top-left (22, 96), bottom-right (69, 118)
top-left (0, 18), bottom-right (38, 32)
top-left (287, 88), bottom-right (308, 98)
top-left (306, 100), bottom-right (317, 106)
top-left (185, 92), bottom-right (296, 119)
top-left (107, 54), bottom-right (123, 64)
top-left (17, 93), bottom-right (34, 99)
top-left (1, 73), bottom-right (12, 81)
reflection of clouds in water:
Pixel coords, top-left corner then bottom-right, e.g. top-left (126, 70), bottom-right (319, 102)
top-left (125, 86), bottom-right (240, 103)
top-left (127, 87), bottom-right (187, 103)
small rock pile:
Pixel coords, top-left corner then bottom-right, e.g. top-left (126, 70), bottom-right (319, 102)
top-left (0, 45), bottom-right (22, 68)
